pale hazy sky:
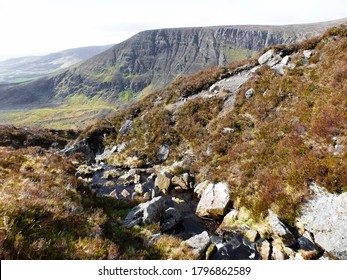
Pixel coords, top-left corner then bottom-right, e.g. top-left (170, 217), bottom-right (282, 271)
top-left (0, 0), bottom-right (347, 59)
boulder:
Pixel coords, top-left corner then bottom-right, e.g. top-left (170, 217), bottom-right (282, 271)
top-left (258, 49), bottom-right (275, 65)
top-left (255, 239), bottom-right (271, 260)
top-left (182, 231), bottom-right (210, 258)
top-left (172, 173), bottom-right (191, 190)
top-left (243, 229), bottom-right (258, 243)
top-left (119, 120), bottom-right (133, 136)
top-left (268, 210), bottom-right (297, 247)
top-left (299, 183), bottom-right (347, 259)
top-left (154, 173), bottom-right (171, 193)
top-left (271, 239), bottom-right (285, 260)
top-left (123, 196), bottom-right (166, 228)
top-left (194, 180), bottom-right (210, 198)
top-left (211, 235), bottom-right (261, 260)
top-left (121, 189), bottom-right (130, 198)
top-left (281, 55), bottom-right (291, 65)
top-left (196, 182), bottom-right (230, 218)
top-left (134, 184), bottom-right (144, 195)
top-left (297, 236), bottom-right (321, 260)
top-left (245, 88), bottom-right (255, 99)
top-left (219, 209), bottom-right (239, 231)
top-left (303, 50), bottom-right (313, 59)
top-left (267, 54), bottom-right (282, 67)
top-left (160, 207), bottom-right (183, 234)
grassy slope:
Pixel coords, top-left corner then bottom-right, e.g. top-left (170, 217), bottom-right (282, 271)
top-left (89, 25), bottom-right (347, 224)
top-left (0, 95), bottom-right (117, 130)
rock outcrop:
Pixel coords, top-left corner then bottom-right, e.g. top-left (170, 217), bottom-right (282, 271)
top-left (299, 183), bottom-right (347, 259)
top-left (196, 182), bottom-right (230, 218)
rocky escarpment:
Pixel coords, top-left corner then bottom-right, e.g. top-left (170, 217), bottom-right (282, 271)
top-left (1, 19), bottom-right (346, 109)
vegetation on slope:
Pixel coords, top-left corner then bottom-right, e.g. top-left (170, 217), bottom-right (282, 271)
top-left (1, 24), bottom-right (347, 259)
top-left (91, 24), bottom-right (347, 224)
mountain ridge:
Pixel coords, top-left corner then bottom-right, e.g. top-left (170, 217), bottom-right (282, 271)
top-left (0, 18), bottom-right (346, 112)
top-left (0, 45), bottom-right (113, 84)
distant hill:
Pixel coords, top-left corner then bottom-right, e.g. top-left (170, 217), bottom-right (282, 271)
top-left (0, 19), bottom-right (345, 110)
top-left (0, 45), bottom-right (113, 84)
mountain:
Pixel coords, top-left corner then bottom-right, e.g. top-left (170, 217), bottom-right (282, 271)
top-left (1, 23), bottom-right (347, 260)
top-left (0, 18), bottom-right (346, 110)
top-left (0, 45), bottom-right (113, 84)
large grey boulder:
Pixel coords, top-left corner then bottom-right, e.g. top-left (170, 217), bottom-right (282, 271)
top-left (196, 182), bottom-right (230, 218)
top-left (299, 183), bottom-right (347, 259)
top-left (123, 196), bottom-right (165, 228)
top-left (268, 210), bottom-right (297, 247)
top-left (182, 231), bottom-right (211, 258)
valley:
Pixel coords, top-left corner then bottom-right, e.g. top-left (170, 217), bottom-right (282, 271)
top-left (1, 21), bottom-right (347, 260)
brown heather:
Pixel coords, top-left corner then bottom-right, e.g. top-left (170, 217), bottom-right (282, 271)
top-left (2, 24), bottom-right (347, 259)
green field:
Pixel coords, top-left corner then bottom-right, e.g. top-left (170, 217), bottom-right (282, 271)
top-left (0, 95), bottom-right (117, 129)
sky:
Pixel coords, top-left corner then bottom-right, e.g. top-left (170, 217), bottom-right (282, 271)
top-left (0, 0), bottom-right (347, 60)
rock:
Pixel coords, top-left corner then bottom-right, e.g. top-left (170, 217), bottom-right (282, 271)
top-left (245, 88), bottom-right (255, 99)
top-left (255, 239), bottom-right (271, 260)
top-left (281, 55), bottom-right (291, 65)
top-left (194, 180), bottom-right (210, 198)
top-left (143, 192), bottom-right (150, 200)
top-left (154, 173), bottom-right (171, 193)
top-left (297, 236), bottom-right (321, 260)
top-left (212, 235), bottom-right (261, 260)
top-left (267, 54), bottom-right (282, 67)
top-left (209, 84), bottom-right (220, 93)
top-left (157, 144), bottom-right (170, 163)
top-left (221, 127), bottom-right (233, 134)
top-left (300, 183), bottom-right (347, 259)
top-left (134, 184), bottom-right (144, 195)
top-left (272, 64), bottom-right (286, 75)
top-left (268, 209), bottom-right (297, 247)
top-left (219, 209), bottom-right (239, 231)
top-left (303, 50), bottom-right (313, 59)
top-left (271, 239), bottom-right (285, 260)
top-left (102, 169), bottom-right (122, 179)
top-left (119, 120), bottom-right (133, 136)
top-left (121, 189), bottom-right (130, 198)
top-left (134, 174), bottom-right (141, 184)
top-left (205, 244), bottom-right (217, 260)
top-left (196, 182), bottom-right (230, 218)
top-left (172, 173), bottom-right (191, 190)
top-left (124, 156), bottom-right (143, 168)
top-left (258, 49), bottom-right (275, 65)
top-left (95, 145), bottom-right (118, 162)
top-left (116, 142), bottom-right (127, 152)
top-left (123, 196), bottom-right (165, 228)
top-left (283, 246), bottom-right (296, 260)
top-left (160, 207), bottom-right (183, 234)
top-left (182, 231), bottom-right (210, 258)
top-left (243, 229), bottom-right (258, 243)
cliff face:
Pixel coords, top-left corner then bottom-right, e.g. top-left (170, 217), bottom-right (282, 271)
top-left (0, 19), bottom-right (345, 109)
